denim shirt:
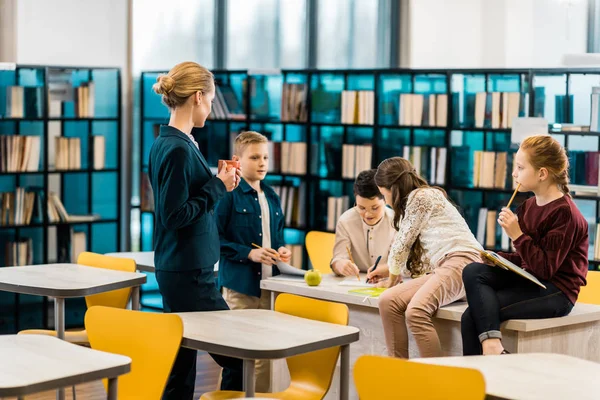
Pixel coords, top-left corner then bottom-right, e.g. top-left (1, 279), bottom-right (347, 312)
top-left (216, 178), bottom-right (285, 297)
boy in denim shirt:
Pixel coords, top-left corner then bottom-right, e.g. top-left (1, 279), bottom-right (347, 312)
top-left (216, 131), bottom-right (291, 392)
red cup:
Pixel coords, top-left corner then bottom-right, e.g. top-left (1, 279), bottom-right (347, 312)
top-left (218, 160), bottom-right (240, 171)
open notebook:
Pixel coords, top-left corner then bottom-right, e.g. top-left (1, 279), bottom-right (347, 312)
top-left (338, 276), bottom-right (375, 288)
top-left (478, 249), bottom-right (546, 289)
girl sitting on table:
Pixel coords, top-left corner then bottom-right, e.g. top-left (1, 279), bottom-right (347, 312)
top-left (331, 169), bottom-right (396, 277)
top-left (461, 135), bottom-right (589, 356)
top-left (367, 157), bottom-right (482, 359)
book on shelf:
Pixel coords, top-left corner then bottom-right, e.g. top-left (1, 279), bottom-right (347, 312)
top-left (272, 183), bottom-right (306, 229)
top-left (54, 137), bottom-right (81, 170)
top-left (472, 150), bottom-right (508, 189)
top-left (4, 86), bottom-right (43, 119)
top-left (279, 142), bottom-right (308, 175)
top-left (140, 172), bottom-right (155, 212)
top-left (56, 225), bottom-right (87, 263)
top-left (327, 196), bottom-right (350, 232)
top-left (402, 146), bottom-right (447, 185)
top-left (4, 238), bottom-right (33, 266)
top-left (287, 244), bottom-right (304, 270)
top-left (341, 90), bottom-right (374, 124)
top-left (476, 208), bottom-right (511, 251)
top-left (0, 188), bottom-right (41, 226)
top-left (399, 93), bottom-right (447, 127)
top-left (281, 83), bottom-right (308, 122)
top-left (47, 192), bottom-right (100, 223)
top-left (74, 82), bottom-right (95, 118)
top-left (470, 91), bottom-right (521, 129)
top-left (342, 144), bottom-right (372, 179)
top-left (92, 135), bottom-right (106, 170)
top-left (210, 83), bottom-right (246, 120)
top-left (0, 135), bottom-right (41, 172)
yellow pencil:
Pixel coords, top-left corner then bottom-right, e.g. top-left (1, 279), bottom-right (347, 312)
top-left (346, 246), bottom-right (360, 282)
top-left (506, 183), bottom-right (521, 209)
top-left (251, 243), bottom-right (280, 261)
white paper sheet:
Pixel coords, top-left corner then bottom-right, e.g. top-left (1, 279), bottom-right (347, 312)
top-left (338, 277), bottom-right (376, 288)
top-left (275, 261), bottom-right (306, 276)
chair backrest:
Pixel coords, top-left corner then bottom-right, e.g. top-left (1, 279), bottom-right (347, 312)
top-left (353, 355), bottom-right (485, 400)
top-left (85, 306), bottom-right (183, 399)
top-left (274, 293), bottom-right (348, 398)
top-left (578, 270), bottom-right (600, 304)
top-left (78, 252), bottom-right (136, 309)
top-left (305, 231), bottom-right (335, 274)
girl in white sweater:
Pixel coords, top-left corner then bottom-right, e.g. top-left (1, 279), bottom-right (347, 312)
top-left (368, 157), bottom-right (482, 358)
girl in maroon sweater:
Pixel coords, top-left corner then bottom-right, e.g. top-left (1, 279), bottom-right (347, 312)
top-left (461, 135), bottom-right (589, 356)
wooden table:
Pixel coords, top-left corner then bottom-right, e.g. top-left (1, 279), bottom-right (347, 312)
top-left (176, 309), bottom-right (359, 398)
top-left (0, 335), bottom-right (131, 400)
top-left (0, 263), bottom-right (145, 400)
top-left (414, 353), bottom-right (600, 399)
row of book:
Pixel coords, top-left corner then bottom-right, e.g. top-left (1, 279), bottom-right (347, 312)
top-left (1, 188), bottom-right (38, 226)
top-left (268, 141), bottom-right (309, 175)
top-left (476, 208), bottom-right (511, 251)
top-left (4, 86), bottom-right (43, 118)
top-left (0, 188), bottom-right (99, 226)
top-left (209, 84), bottom-right (246, 120)
top-left (473, 151), bottom-right (510, 189)
top-left (4, 238), bottom-right (33, 266)
top-left (55, 135), bottom-right (106, 170)
top-left (473, 92), bottom-right (521, 129)
top-left (341, 90), bottom-right (375, 125)
top-left (326, 196), bottom-right (350, 232)
top-left (0, 135), bottom-right (41, 172)
top-left (398, 93), bottom-right (448, 127)
top-left (341, 144), bottom-right (373, 179)
top-left (56, 229), bottom-right (87, 264)
top-left (402, 146), bottom-right (448, 186)
top-left (73, 82), bottom-right (96, 118)
top-left (272, 184), bottom-right (306, 229)
top-left (569, 151), bottom-right (600, 186)
top-left (281, 83), bottom-right (308, 122)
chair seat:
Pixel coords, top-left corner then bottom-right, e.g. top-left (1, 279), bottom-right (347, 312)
top-left (18, 329), bottom-right (89, 345)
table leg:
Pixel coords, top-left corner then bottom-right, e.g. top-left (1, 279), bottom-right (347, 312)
top-left (340, 344), bottom-right (350, 400)
top-left (132, 286), bottom-right (140, 310)
top-left (243, 359), bottom-right (256, 397)
top-left (107, 377), bottom-right (118, 400)
top-left (54, 297), bottom-right (66, 400)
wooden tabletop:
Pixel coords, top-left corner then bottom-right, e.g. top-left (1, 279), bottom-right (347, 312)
top-left (413, 353), bottom-right (600, 400)
top-left (0, 263), bottom-right (146, 297)
top-left (177, 309), bottom-right (359, 360)
top-left (0, 335), bottom-right (131, 397)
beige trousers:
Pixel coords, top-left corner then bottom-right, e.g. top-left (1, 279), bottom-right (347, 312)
top-left (222, 287), bottom-right (272, 392)
top-left (378, 251), bottom-right (481, 359)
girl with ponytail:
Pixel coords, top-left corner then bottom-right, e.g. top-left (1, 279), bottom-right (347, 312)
top-left (370, 157), bottom-right (483, 358)
top-left (461, 135), bottom-right (589, 356)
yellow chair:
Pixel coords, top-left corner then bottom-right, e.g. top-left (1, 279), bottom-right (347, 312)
top-left (200, 293), bottom-right (349, 400)
top-left (85, 306), bottom-right (183, 399)
top-left (354, 355), bottom-right (486, 400)
top-left (305, 231), bottom-right (335, 274)
top-left (18, 251), bottom-right (137, 344)
top-left (578, 270), bottom-right (600, 304)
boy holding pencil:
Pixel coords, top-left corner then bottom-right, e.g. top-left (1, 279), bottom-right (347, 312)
top-left (216, 131), bottom-right (291, 392)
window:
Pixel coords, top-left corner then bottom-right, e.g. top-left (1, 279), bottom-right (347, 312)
top-left (226, 0), bottom-right (307, 69)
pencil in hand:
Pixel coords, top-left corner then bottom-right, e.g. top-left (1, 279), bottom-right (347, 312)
top-left (506, 183), bottom-right (521, 209)
top-left (251, 243), bottom-right (280, 261)
top-left (346, 245), bottom-right (360, 282)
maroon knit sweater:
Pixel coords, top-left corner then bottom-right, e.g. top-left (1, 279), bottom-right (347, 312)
top-left (498, 195), bottom-right (589, 304)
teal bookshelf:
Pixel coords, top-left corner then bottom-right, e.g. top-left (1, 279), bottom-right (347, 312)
top-left (136, 67), bottom-right (600, 306)
top-left (0, 65), bottom-right (122, 333)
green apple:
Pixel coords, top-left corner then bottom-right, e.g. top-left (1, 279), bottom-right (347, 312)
top-left (304, 269), bottom-right (322, 286)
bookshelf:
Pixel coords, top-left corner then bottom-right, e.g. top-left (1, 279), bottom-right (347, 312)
top-left (0, 64), bottom-right (122, 333)
top-left (136, 67), bottom-right (600, 302)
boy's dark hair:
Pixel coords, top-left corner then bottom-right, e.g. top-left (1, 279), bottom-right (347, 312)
top-left (353, 169), bottom-right (383, 199)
